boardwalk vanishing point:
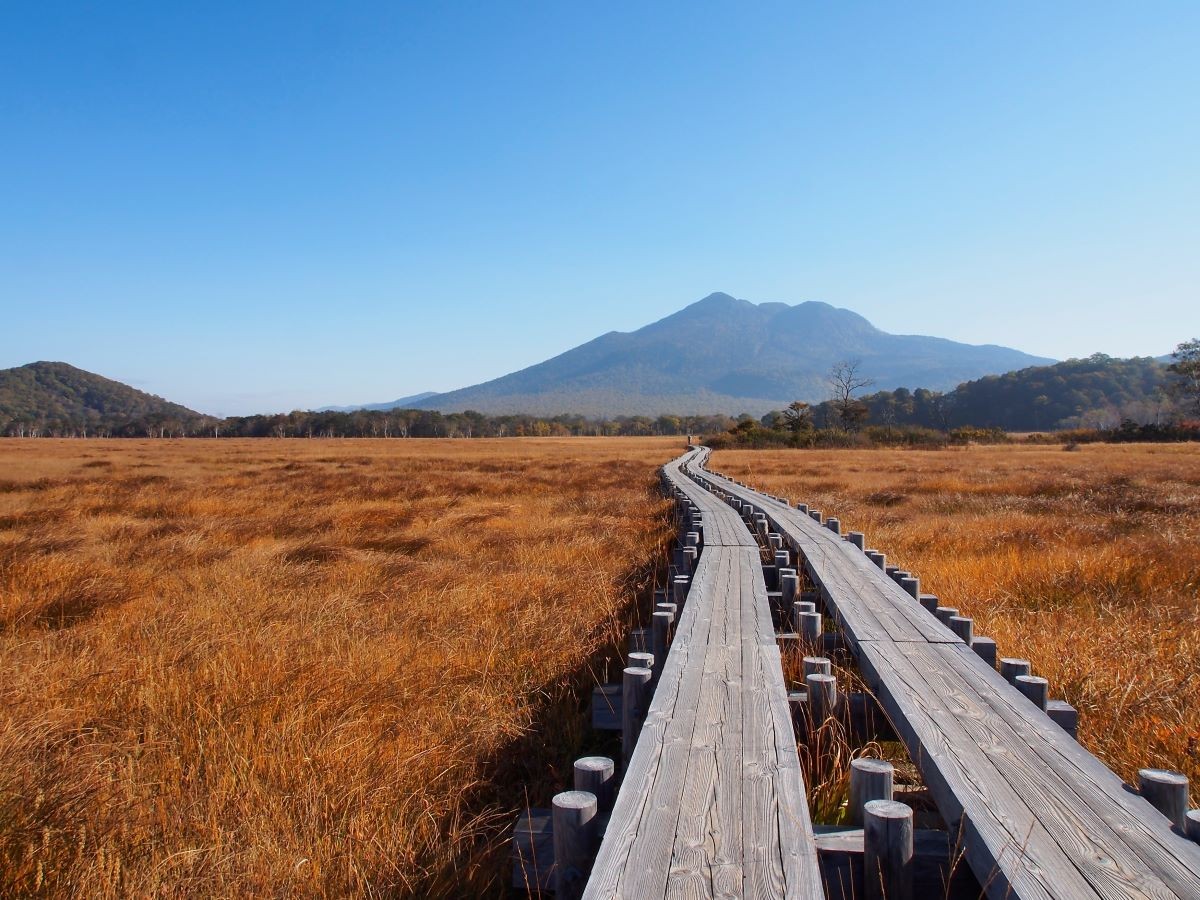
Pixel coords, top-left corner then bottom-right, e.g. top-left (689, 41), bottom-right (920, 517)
top-left (515, 447), bottom-right (1200, 899)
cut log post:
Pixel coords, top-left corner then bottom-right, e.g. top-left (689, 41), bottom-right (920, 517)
top-left (803, 656), bottom-right (832, 678)
top-left (810, 510), bottom-right (823, 523)
top-left (826, 517), bottom-right (841, 535)
top-left (684, 531), bottom-right (700, 549)
top-left (799, 611), bottom-right (823, 650)
top-left (774, 550), bottom-right (790, 574)
top-left (1138, 769), bottom-right (1189, 828)
top-left (628, 651), bottom-right (654, 674)
top-left (899, 576), bottom-right (920, 599)
top-left (947, 616), bottom-right (974, 643)
top-left (682, 546), bottom-right (697, 574)
top-left (1047, 700), bottom-right (1079, 738)
top-left (552, 790), bottom-right (598, 900)
top-left (866, 550), bottom-right (886, 570)
top-left (573, 757), bottom-right (615, 813)
top-left (970, 636), bottom-right (998, 668)
top-left (796, 502), bottom-right (809, 513)
top-left (934, 607), bottom-right (959, 626)
top-left (806, 672), bottom-right (838, 727)
top-left (918, 593), bottom-right (939, 614)
top-left (780, 571), bottom-right (799, 608)
top-left (1000, 658), bottom-right (1031, 685)
top-left (650, 612), bottom-right (672, 685)
top-left (863, 799), bottom-right (914, 900)
top-left (1014, 675), bottom-right (1050, 711)
top-left (768, 532), bottom-right (783, 551)
top-left (672, 576), bottom-right (689, 606)
top-left (885, 565), bottom-right (900, 579)
top-left (1187, 809), bottom-right (1200, 843)
top-left (847, 531), bottom-right (866, 550)
top-left (849, 758), bottom-right (895, 825)
top-left (621, 666), bottom-right (652, 769)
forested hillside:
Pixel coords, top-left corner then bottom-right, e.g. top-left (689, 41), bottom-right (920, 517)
top-left (803, 355), bottom-right (1176, 432)
top-left (0, 362), bottom-right (213, 436)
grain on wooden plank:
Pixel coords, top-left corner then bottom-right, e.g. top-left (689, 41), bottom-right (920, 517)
top-left (665, 547), bottom-right (742, 899)
top-left (931, 642), bottom-right (1200, 895)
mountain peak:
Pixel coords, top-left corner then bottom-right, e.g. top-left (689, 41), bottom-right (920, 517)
top-left (402, 293), bottom-right (1054, 416)
top-left (687, 292), bottom-right (752, 312)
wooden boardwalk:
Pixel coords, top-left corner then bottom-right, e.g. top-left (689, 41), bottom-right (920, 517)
top-left (582, 451), bottom-right (824, 898)
top-left (693, 452), bottom-right (1200, 900)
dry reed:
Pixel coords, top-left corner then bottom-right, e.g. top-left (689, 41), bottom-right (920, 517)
top-left (714, 443), bottom-right (1200, 787)
top-left (0, 437), bottom-right (679, 897)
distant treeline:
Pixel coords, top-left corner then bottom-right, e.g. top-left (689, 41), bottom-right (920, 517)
top-left (807, 354), bottom-right (1178, 432)
top-left (3, 407), bottom-right (738, 439)
top-left (5, 351), bottom-right (1198, 442)
top-left (709, 353), bottom-right (1199, 449)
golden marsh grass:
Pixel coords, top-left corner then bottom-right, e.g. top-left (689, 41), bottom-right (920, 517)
top-left (0, 437), bottom-right (678, 897)
top-left (713, 443), bottom-right (1200, 787)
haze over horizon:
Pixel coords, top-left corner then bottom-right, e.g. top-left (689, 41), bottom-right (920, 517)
top-left (3, 3), bottom-right (1198, 415)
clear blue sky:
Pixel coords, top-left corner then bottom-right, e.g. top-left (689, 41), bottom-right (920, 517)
top-left (3, 2), bottom-right (1197, 415)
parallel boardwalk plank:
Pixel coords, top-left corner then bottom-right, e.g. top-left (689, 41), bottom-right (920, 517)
top-left (584, 451), bottom-right (823, 899)
top-left (695, 453), bottom-right (1200, 900)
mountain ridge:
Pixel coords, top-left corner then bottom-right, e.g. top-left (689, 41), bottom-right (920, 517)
top-left (402, 292), bottom-right (1054, 416)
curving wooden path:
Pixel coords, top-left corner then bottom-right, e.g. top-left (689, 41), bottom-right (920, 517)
top-left (582, 450), bottom-right (824, 899)
top-left (691, 449), bottom-right (1200, 900)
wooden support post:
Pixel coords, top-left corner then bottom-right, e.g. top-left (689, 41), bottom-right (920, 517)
top-left (863, 799), bottom-right (914, 900)
top-left (1138, 769), bottom-right (1189, 828)
top-left (847, 531), bottom-right (866, 550)
top-left (768, 532), bottom-right (783, 550)
top-left (552, 790), bottom-right (598, 900)
top-left (947, 616), bottom-right (973, 643)
top-left (934, 606), bottom-right (958, 626)
top-left (796, 503), bottom-right (809, 513)
top-left (826, 517), bottom-right (841, 535)
top-left (621, 667), bottom-right (652, 769)
top-left (970, 636), bottom-right (997, 668)
top-left (684, 531), bottom-right (700, 548)
top-left (774, 549), bottom-right (790, 573)
top-left (1000, 658), bottom-right (1031, 684)
top-left (1187, 809), bottom-right (1200, 843)
top-left (849, 758), bottom-right (895, 825)
top-left (1047, 700), bottom-right (1079, 738)
top-left (806, 672), bottom-right (838, 726)
top-left (919, 593), bottom-right (939, 614)
top-left (803, 656), bottom-right (832, 678)
top-left (799, 611), bottom-right (823, 650)
top-left (780, 571), bottom-right (799, 608)
top-left (682, 546), bottom-right (697, 573)
top-left (672, 575), bottom-right (689, 606)
top-left (1014, 675), bottom-right (1050, 711)
top-left (810, 510), bottom-right (823, 523)
top-left (628, 651), bottom-right (654, 673)
top-left (885, 565), bottom-right (900, 579)
top-left (866, 550), bottom-right (886, 570)
top-left (899, 576), bottom-right (920, 599)
top-left (573, 757), bottom-right (615, 813)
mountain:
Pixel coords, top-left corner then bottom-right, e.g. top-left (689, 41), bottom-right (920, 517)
top-left (410, 293), bottom-right (1054, 416)
top-left (319, 391), bottom-right (441, 413)
top-left (0, 361), bottom-right (208, 435)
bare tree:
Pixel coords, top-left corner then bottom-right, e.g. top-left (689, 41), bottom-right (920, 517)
top-left (828, 360), bottom-right (874, 431)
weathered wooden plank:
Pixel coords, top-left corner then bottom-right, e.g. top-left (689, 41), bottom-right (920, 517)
top-left (665, 546), bottom-right (742, 899)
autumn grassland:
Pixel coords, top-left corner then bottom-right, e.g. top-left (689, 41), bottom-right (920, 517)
top-left (0, 437), bottom-right (678, 897)
top-left (4, 436), bottom-right (1197, 897)
top-left (713, 443), bottom-right (1200, 788)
